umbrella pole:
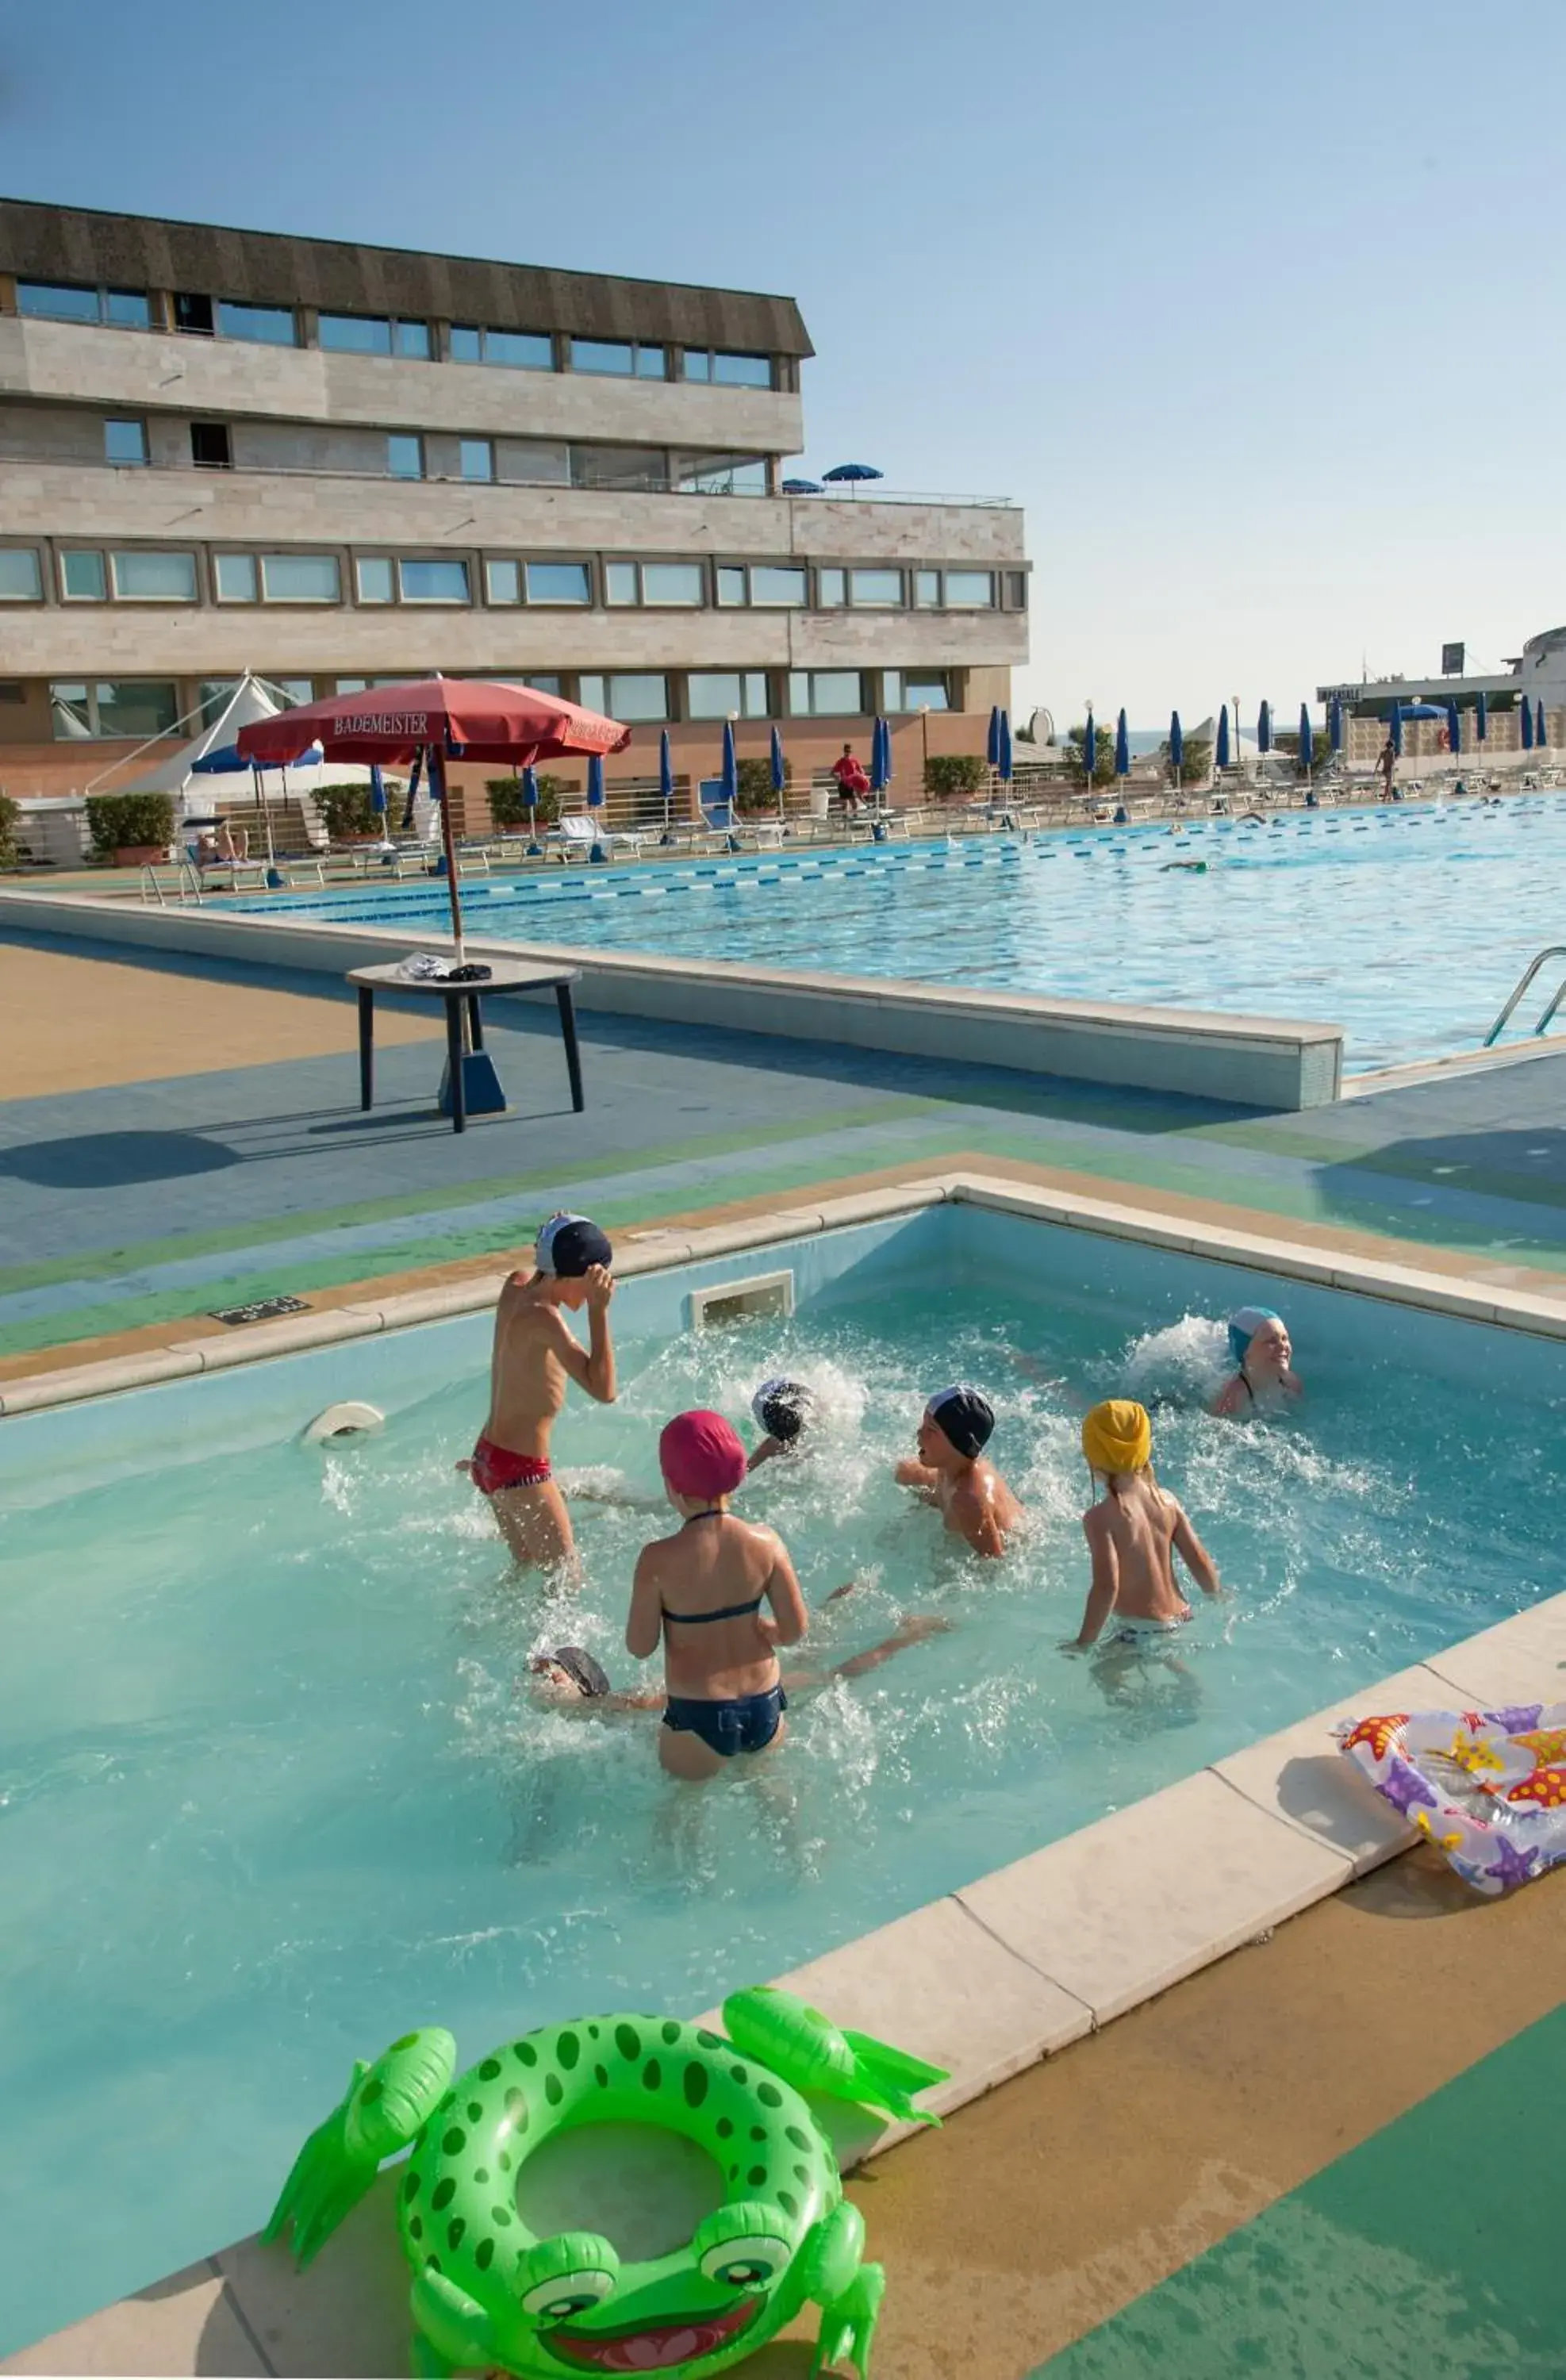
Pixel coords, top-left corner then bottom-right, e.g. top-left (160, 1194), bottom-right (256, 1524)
top-left (430, 745), bottom-right (467, 972)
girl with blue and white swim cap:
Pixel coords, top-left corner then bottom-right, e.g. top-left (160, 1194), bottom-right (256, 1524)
top-left (1210, 1307), bottom-right (1303, 1418)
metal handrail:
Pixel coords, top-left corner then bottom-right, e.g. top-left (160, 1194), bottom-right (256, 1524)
top-left (1484, 945), bottom-right (1566, 1046)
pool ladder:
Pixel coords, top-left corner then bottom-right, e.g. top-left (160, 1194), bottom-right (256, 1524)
top-left (1484, 945), bottom-right (1566, 1046)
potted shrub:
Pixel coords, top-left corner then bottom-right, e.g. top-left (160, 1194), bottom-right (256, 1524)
top-left (85, 791), bottom-right (177, 866)
top-left (734, 756), bottom-right (790, 813)
top-left (0, 793), bottom-right (18, 872)
top-left (923, 753), bottom-right (987, 801)
top-left (314, 783), bottom-right (382, 843)
top-left (486, 774), bottom-right (565, 831)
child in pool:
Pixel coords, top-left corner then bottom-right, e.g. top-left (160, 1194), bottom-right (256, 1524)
top-left (896, 1385), bottom-right (1023, 1559)
top-left (1065, 1399), bottom-right (1221, 1652)
top-left (529, 1613), bottom-right (952, 1715)
top-left (626, 1411), bottom-right (809, 1779)
top-left (747, 1377), bottom-right (817, 1472)
top-left (1210, 1306), bottom-right (1303, 1418)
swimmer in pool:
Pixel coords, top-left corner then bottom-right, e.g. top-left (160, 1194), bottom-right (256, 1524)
top-left (1210, 1306), bottom-right (1302, 1418)
top-left (1066, 1399), bottom-right (1221, 1652)
top-left (747, 1376), bottom-right (817, 1472)
top-left (529, 1613), bottom-right (952, 1717)
top-left (896, 1385), bottom-right (1023, 1559)
top-left (459, 1211), bottom-right (616, 1575)
top-left (626, 1410), bottom-right (808, 1778)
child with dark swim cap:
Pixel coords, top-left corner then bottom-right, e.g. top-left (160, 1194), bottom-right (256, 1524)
top-left (1210, 1307), bottom-right (1301, 1418)
top-left (460, 1211), bottom-right (616, 1574)
top-left (747, 1377), bottom-right (817, 1472)
top-left (896, 1384), bottom-right (1022, 1559)
top-left (1068, 1400), bottom-right (1221, 1652)
top-left (625, 1411), bottom-right (810, 1779)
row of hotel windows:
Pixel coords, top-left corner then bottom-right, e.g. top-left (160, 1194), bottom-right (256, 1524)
top-left (11, 280), bottom-right (778, 387)
top-left (44, 669), bottom-right (957, 739)
top-left (0, 544), bottom-right (1020, 614)
top-left (87, 415), bottom-right (770, 497)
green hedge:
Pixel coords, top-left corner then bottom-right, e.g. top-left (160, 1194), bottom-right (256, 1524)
top-left (85, 792), bottom-right (176, 858)
top-left (315, 783), bottom-right (382, 841)
top-left (486, 774), bottom-right (566, 830)
top-left (923, 753), bottom-right (987, 800)
top-left (0, 793), bottom-right (17, 869)
top-left (735, 755), bottom-right (790, 812)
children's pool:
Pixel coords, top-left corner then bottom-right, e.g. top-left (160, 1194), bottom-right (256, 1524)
top-left (221, 794), bottom-right (1566, 1070)
top-left (2, 1205), bottom-right (1562, 2354)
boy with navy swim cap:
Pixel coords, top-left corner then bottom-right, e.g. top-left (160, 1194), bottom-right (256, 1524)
top-left (747, 1377), bottom-right (818, 1472)
top-left (896, 1384), bottom-right (1023, 1559)
top-left (461, 1211), bottom-right (616, 1573)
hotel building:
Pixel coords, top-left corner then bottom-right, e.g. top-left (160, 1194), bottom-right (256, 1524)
top-left (0, 199), bottom-right (1028, 818)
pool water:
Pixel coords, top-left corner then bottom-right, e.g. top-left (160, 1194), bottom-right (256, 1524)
top-left (224, 794), bottom-right (1566, 1070)
top-left (2, 1210), bottom-right (1562, 2353)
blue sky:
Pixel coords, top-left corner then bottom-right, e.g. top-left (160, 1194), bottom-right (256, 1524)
top-left (4, 0), bottom-right (1561, 724)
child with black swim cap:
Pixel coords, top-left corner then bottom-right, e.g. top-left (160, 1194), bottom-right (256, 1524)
top-left (896, 1384), bottom-right (1023, 1559)
top-left (747, 1377), bottom-right (818, 1472)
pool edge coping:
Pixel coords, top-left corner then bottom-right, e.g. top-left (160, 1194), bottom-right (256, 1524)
top-left (8, 1180), bottom-right (1566, 2372)
top-left (5, 1166), bottom-right (1564, 1416)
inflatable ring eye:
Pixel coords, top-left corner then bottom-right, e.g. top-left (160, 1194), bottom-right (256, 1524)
top-left (520, 2267), bottom-right (617, 2324)
top-left (692, 2206), bottom-right (794, 2293)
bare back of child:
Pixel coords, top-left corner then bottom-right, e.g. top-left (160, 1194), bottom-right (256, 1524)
top-left (1067, 1400), bottom-right (1220, 1652)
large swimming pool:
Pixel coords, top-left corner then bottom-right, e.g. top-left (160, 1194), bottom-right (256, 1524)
top-left (224, 794), bottom-right (1566, 1071)
top-left (2, 1205), bottom-right (1561, 2354)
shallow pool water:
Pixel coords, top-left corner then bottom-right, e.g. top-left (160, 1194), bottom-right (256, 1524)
top-left (221, 793), bottom-right (1566, 1069)
top-left (2, 1226), bottom-right (1561, 2352)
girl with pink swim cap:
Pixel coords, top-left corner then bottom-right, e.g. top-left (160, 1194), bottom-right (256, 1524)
top-left (624, 1411), bottom-right (811, 1779)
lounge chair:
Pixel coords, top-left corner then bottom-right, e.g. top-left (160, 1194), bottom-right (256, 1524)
top-left (544, 813), bottom-right (652, 864)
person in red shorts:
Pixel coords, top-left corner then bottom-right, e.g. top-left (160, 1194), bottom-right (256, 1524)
top-left (459, 1211), bottom-right (616, 1576)
top-left (831, 742), bottom-right (871, 820)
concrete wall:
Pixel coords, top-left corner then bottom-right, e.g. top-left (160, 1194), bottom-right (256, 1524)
top-left (0, 886), bottom-right (1345, 1110)
top-left (0, 316), bottom-right (802, 453)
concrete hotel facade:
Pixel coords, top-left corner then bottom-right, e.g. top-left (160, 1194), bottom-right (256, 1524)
top-left (0, 199), bottom-right (1028, 814)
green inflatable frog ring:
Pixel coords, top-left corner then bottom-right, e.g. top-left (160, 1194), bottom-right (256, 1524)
top-left (265, 1986), bottom-right (946, 2378)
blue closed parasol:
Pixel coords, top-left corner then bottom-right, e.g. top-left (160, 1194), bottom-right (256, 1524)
top-left (523, 763), bottom-right (543, 855)
top-left (1169, 711), bottom-right (1184, 779)
top-left (1114, 708), bottom-right (1130, 778)
top-left (1257, 700), bottom-right (1272, 755)
top-left (1215, 704), bottom-right (1230, 770)
top-left (586, 751), bottom-right (607, 861)
top-left (658, 728), bottom-right (674, 843)
top-left (1445, 699), bottom-right (1460, 757)
top-left (1521, 698), bottom-right (1535, 750)
top-left (1298, 703), bottom-right (1314, 773)
top-left (1389, 706), bottom-right (1404, 756)
top-left (1329, 698), bottom-right (1344, 753)
top-left (1082, 708), bottom-right (1096, 787)
top-left (1537, 700), bottom-right (1548, 747)
top-left (1476, 690), bottom-right (1488, 743)
top-left (986, 705), bottom-right (1003, 767)
top-left (996, 709), bottom-right (1011, 785)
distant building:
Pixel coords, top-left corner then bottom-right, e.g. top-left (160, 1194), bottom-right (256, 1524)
top-left (0, 198), bottom-right (1028, 809)
top-left (1318, 631), bottom-right (1563, 766)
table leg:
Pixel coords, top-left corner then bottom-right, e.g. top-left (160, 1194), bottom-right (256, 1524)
top-left (466, 993), bottom-right (485, 1051)
top-left (556, 982), bottom-right (585, 1111)
top-left (358, 986), bottom-right (374, 1111)
top-left (446, 994), bottom-right (466, 1133)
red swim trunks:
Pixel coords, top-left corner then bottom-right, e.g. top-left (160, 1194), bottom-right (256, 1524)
top-left (469, 1437), bottom-right (552, 1496)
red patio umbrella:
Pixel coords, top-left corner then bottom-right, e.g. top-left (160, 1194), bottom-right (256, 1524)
top-left (237, 677), bottom-right (631, 961)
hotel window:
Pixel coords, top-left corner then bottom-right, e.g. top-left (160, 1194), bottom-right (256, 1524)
top-left (213, 552), bottom-right (259, 603)
top-left (110, 550), bottom-right (198, 601)
top-left (49, 680), bottom-right (179, 739)
top-left (716, 566), bottom-right (747, 608)
top-left (570, 338), bottom-right (666, 379)
top-left (577, 673), bottom-right (670, 722)
top-left (749, 564), bottom-right (807, 606)
top-left (317, 313), bottom-right (393, 355)
top-left (676, 454), bottom-right (769, 497)
top-left (104, 418), bottom-right (148, 466)
top-left (523, 675), bottom-right (563, 697)
top-left (355, 557), bottom-right (395, 604)
top-left (449, 324), bottom-right (553, 370)
top-left (393, 321), bottom-right (432, 359)
top-left (459, 439), bottom-right (494, 482)
top-left (499, 439), bottom-right (570, 486)
top-left (882, 670), bottom-right (951, 713)
top-left (817, 568), bottom-right (846, 608)
top-left (605, 560), bottom-right (704, 607)
top-left (572, 446), bottom-right (667, 492)
top-left (943, 570), bottom-right (996, 608)
top-left (17, 280), bottom-right (148, 328)
top-left (849, 568), bottom-right (903, 607)
top-left (270, 678), bottom-right (317, 707)
top-left (260, 553), bottom-right (341, 603)
top-left (485, 559), bottom-right (521, 606)
top-left (0, 547), bottom-right (43, 601)
top-left (681, 350), bottom-right (773, 389)
top-left (913, 569), bottom-right (941, 607)
top-left (216, 299), bottom-right (298, 346)
top-left (386, 433), bottom-right (424, 479)
top-left (190, 421), bottom-right (232, 469)
top-left (686, 671), bottom-right (770, 720)
top-left (399, 558), bottom-right (470, 604)
top-left (525, 561), bottom-right (593, 605)
top-left (1004, 571), bottom-right (1027, 609)
top-left (788, 670), bottom-right (866, 717)
top-left (59, 549), bottom-right (106, 601)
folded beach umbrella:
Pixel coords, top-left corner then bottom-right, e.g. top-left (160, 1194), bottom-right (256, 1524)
top-left (987, 705), bottom-right (1003, 767)
top-left (658, 727), bottom-right (674, 842)
top-left (1169, 711), bottom-right (1184, 781)
top-left (1257, 700), bottom-right (1272, 755)
top-left (1445, 699), bottom-right (1461, 757)
top-left (1114, 708), bottom-right (1130, 777)
top-left (586, 750), bottom-right (607, 861)
top-left (1215, 704), bottom-right (1230, 770)
top-left (1521, 698), bottom-right (1535, 750)
top-left (1082, 707), bottom-right (1096, 785)
top-left (1537, 700), bottom-right (1548, 747)
top-left (1329, 698), bottom-right (1344, 754)
top-left (1389, 706), bottom-right (1404, 756)
top-left (1298, 703), bottom-right (1314, 772)
top-left (523, 762), bottom-right (543, 854)
top-left (997, 710), bottom-right (1011, 784)
top-left (1476, 690), bottom-right (1488, 744)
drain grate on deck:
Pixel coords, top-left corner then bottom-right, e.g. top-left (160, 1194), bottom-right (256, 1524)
top-left (209, 1294), bottom-right (310, 1327)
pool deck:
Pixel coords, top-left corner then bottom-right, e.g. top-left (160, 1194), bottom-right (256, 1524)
top-left (4, 927), bottom-right (1566, 2376)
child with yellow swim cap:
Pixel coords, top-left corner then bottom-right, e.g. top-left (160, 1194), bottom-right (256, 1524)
top-left (1066, 1400), bottom-right (1222, 1653)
